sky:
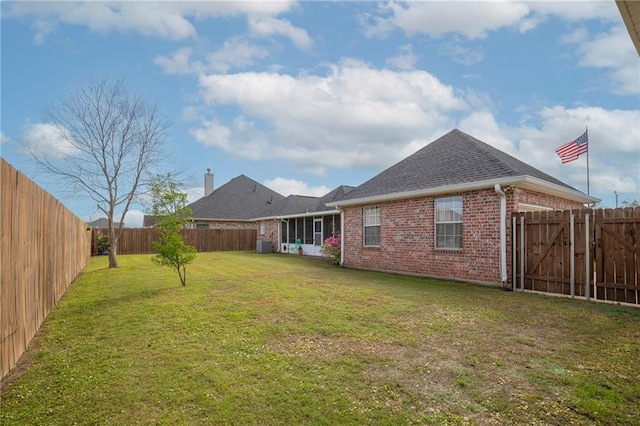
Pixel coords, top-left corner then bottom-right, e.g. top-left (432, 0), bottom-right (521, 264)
top-left (1, 0), bottom-right (639, 228)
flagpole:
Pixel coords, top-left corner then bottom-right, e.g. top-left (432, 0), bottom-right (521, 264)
top-left (585, 126), bottom-right (590, 195)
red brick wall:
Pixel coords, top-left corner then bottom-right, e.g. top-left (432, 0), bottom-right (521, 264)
top-left (512, 188), bottom-right (584, 211)
top-left (256, 219), bottom-right (282, 252)
top-left (343, 187), bottom-right (585, 285)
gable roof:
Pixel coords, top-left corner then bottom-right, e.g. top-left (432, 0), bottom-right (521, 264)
top-left (254, 185), bottom-right (355, 219)
top-left (330, 129), bottom-right (598, 206)
top-left (188, 174), bottom-right (285, 221)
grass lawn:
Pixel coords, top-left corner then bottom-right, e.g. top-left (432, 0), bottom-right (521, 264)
top-left (1, 252), bottom-right (639, 425)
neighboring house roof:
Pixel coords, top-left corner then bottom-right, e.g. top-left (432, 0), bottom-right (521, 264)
top-left (88, 218), bottom-right (124, 229)
top-left (329, 129), bottom-right (598, 207)
top-left (617, 0), bottom-right (640, 55)
top-left (255, 185), bottom-right (355, 219)
top-left (188, 174), bottom-right (285, 221)
top-left (142, 215), bottom-right (157, 228)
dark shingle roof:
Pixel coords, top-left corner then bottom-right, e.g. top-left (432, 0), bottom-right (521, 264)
top-left (256, 185), bottom-right (355, 218)
top-left (340, 129), bottom-right (577, 201)
top-left (260, 195), bottom-right (320, 217)
top-left (188, 175), bottom-right (284, 220)
top-left (88, 218), bottom-right (125, 229)
top-left (317, 185), bottom-right (355, 207)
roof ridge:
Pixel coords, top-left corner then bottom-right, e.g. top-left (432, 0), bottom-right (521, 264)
top-left (337, 128), bottom-right (583, 202)
top-left (455, 129), bottom-right (573, 186)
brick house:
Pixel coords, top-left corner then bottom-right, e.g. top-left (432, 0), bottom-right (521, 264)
top-left (326, 129), bottom-right (598, 286)
top-left (185, 174), bottom-right (285, 230)
top-left (255, 185), bottom-right (354, 255)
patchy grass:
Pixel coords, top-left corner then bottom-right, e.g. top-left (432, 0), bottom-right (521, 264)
top-left (2, 252), bottom-right (639, 425)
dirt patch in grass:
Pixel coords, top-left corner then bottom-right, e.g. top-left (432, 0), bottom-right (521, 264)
top-left (0, 323), bottom-right (47, 396)
top-left (270, 333), bottom-right (409, 360)
top-left (268, 308), bottom-right (609, 424)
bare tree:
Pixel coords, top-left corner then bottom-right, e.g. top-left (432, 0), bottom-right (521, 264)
top-left (26, 77), bottom-right (168, 268)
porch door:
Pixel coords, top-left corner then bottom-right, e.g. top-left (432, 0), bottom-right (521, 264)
top-left (314, 218), bottom-right (323, 246)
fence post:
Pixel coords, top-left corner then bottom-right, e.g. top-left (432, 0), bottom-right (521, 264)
top-left (520, 215), bottom-right (525, 291)
top-left (570, 213), bottom-right (575, 298)
top-left (585, 213), bottom-right (590, 301)
top-left (512, 216), bottom-right (517, 291)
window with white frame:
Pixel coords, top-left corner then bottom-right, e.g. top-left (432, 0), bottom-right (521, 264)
top-left (259, 221), bottom-right (266, 235)
top-left (363, 206), bottom-right (380, 246)
top-left (435, 196), bottom-right (463, 249)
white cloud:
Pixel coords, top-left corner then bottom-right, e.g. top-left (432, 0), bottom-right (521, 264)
top-left (524, 1), bottom-right (620, 23)
top-left (23, 123), bottom-right (79, 159)
top-left (181, 106), bottom-right (202, 122)
top-left (362, 0), bottom-right (619, 40)
top-left (247, 15), bottom-right (312, 50)
top-left (364, 1), bottom-right (530, 39)
top-left (457, 110), bottom-right (515, 155)
top-left (32, 19), bottom-right (56, 44)
top-left (206, 37), bottom-right (270, 73)
top-left (263, 177), bottom-right (331, 197)
top-left (155, 37), bottom-right (274, 76)
top-left (8, 1), bottom-right (298, 42)
top-left (10, 2), bottom-right (196, 41)
top-left (386, 44), bottom-right (419, 70)
top-left (571, 26), bottom-right (639, 95)
top-left (0, 132), bottom-right (9, 144)
top-left (154, 47), bottom-right (202, 75)
top-left (192, 59), bottom-right (467, 175)
top-left (122, 209), bottom-right (145, 228)
top-left (560, 27), bottom-right (589, 45)
top-left (190, 118), bottom-right (233, 151)
top-left (185, 186), bottom-right (205, 203)
top-left (358, 7), bottom-right (396, 39)
top-left (504, 106), bottom-right (639, 201)
top-left (438, 37), bottom-right (484, 65)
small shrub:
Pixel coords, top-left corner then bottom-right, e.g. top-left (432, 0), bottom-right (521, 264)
top-left (320, 236), bottom-right (341, 265)
top-left (96, 235), bottom-right (110, 254)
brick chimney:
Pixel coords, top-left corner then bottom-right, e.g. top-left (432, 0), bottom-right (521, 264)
top-left (204, 168), bottom-right (214, 197)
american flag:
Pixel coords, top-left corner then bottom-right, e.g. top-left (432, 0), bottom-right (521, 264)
top-left (555, 131), bottom-right (588, 164)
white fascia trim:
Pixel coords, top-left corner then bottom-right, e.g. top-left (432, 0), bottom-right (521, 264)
top-left (516, 176), bottom-right (600, 204)
top-left (326, 176), bottom-right (599, 208)
top-left (252, 210), bottom-right (341, 222)
top-left (517, 203), bottom-right (554, 211)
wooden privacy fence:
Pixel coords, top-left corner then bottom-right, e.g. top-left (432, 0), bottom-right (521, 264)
top-left (1, 159), bottom-right (92, 379)
top-left (92, 228), bottom-right (257, 255)
top-left (512, 207), bottom-right (640, 305)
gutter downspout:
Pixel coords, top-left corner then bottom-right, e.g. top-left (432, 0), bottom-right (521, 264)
top-left (276, 218), bottom-right (281, 253)
top-left (494, 184), bottom-right (508, 285)
top-left (281, 218), bottom-right (289, 253)
top-left (337, 206), bottom-right (345, 266)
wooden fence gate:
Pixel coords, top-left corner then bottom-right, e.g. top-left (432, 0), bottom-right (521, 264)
top-left (512, 207), bottom-right (640, 305)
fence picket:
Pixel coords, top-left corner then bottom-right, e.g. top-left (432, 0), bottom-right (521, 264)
top-left (1, 159), bottom-right (91, 379)
top-left (92, 228), bottom-right (257, 255)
